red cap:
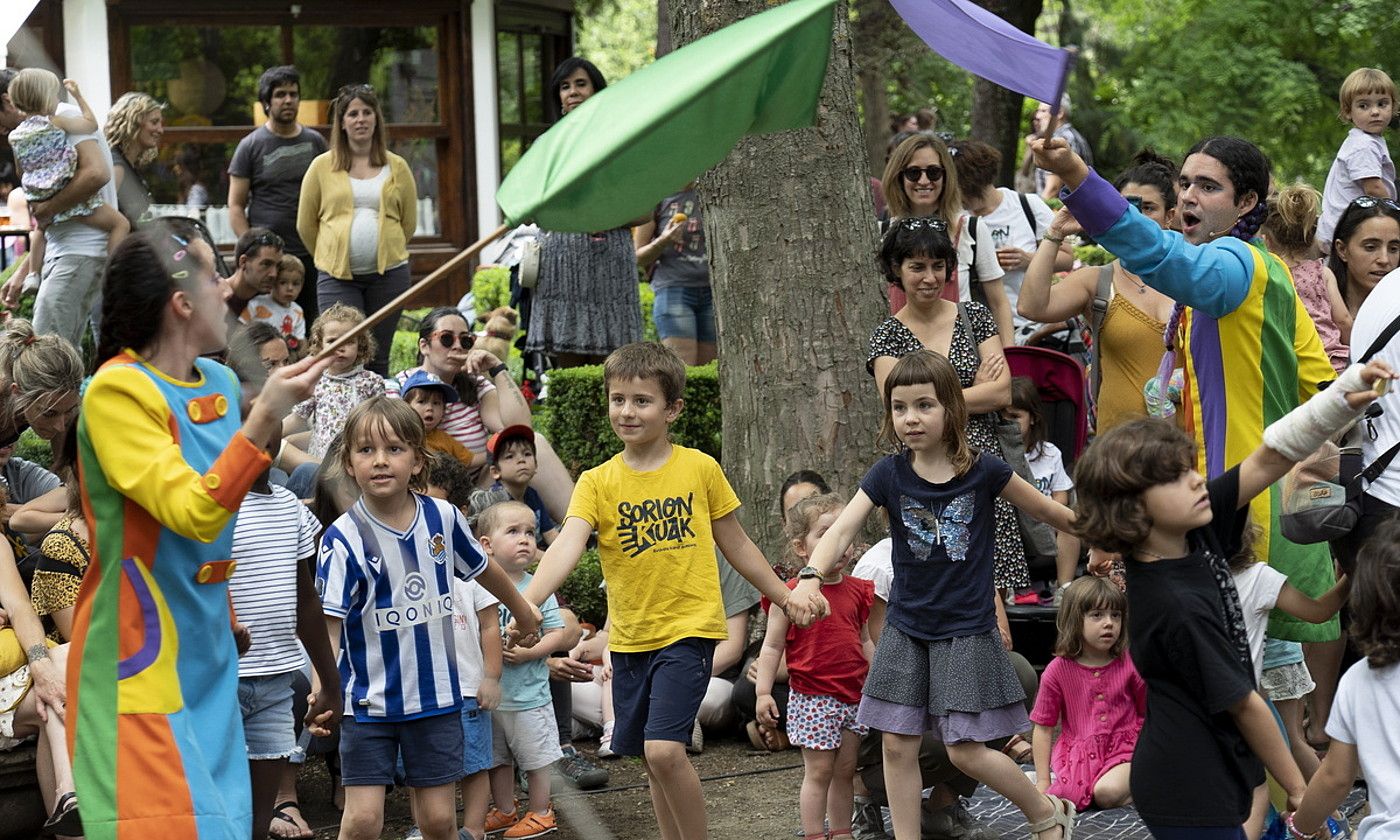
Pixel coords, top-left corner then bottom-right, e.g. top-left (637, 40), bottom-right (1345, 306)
top-left (486, 424), bottom-right (535, 461)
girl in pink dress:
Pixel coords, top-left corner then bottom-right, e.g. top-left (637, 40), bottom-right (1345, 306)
top-left (1030, 576), bottom-right (1146, 811)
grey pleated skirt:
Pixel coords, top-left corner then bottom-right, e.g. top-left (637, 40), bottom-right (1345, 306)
top-left (525, 229), bottom-right (642, 357)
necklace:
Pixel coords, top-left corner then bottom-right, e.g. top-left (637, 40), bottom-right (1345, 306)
top-left (1117, 263), bottom-right (1148, 295)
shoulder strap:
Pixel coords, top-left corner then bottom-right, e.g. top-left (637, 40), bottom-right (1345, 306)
top-left (1361, 440), bottom-right (1400, 485)
top-left (965, 217), bottom-right (980, 285)
top-left (956, 303), bottom-right (981, 365)
top-left (1018, 192), bottom-right (1039, 237)
top-left (1089, 263), bottom-right (1115, 398)
top-left (1358, 311), bottom-right (1400, 364)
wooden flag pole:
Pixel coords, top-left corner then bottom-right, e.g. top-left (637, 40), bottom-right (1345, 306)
top-left (1038, 46), bottom-right (1078, 143)
top-left (316, 222), bottom-right (512, 362)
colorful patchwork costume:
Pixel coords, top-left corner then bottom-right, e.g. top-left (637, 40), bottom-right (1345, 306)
top-left (70, 351), bottom-right (270, 840)
top-left (1064, 171), bottom-right (1340, 642)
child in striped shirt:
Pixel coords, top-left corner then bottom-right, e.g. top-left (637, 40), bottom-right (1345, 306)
top-left (317, 398), bottom-right (541, 840)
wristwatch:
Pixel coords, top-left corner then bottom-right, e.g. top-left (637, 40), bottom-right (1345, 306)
top-left (797, 565), bottom-right (822, 580)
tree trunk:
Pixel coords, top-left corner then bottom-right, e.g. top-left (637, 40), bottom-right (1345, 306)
top-left (968, 0), bottom-right (1044, 187)
top-left (669, 0), bottom-right (887, 557)
top-left (851, 0), bottom-right (899, 177)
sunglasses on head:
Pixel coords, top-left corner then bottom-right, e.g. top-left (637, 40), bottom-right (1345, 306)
top-left (429, 330), bottom-right (474, 350)
top-left (900, 165), bottom-right (945, 184)
top-left (1351, 195), bottom-right (1400, 212)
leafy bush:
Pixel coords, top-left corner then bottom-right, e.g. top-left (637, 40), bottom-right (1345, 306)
top-left (14, 428), bottom-right (52, 470)
top-left (1074, 244), bottom-right (1114, 266)
top-left (638, 281), bottom-right (657, 341)
top-left (554, 548), bottom-right (608, 628)
top-left (536, 362), bottom-right (721, 476)
top-left (473, 266), bottom-right (512, 316)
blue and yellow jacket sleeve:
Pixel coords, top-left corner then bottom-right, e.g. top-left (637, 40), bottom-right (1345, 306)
top-left (83, 365), bottom-right (270, 543)
top-left (1061, 169), bottom-right (1254, 319)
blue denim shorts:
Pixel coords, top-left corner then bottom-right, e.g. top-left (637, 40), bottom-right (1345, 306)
top-left (461, 698), bottom-right (494, 776)
top-left (340, 710), bottom-right (465, 788)
top-left (652, 285), bottom-right (716, 343)
top-left (238, 671), bottom-right (297, 760)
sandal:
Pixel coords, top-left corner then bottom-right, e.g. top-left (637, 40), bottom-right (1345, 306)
top-left (43, 791), bottom-right (82, 837)
top-left (1028, 794), bottom-right (1075, 840)
top-left (269, 800), bottom-right (314, 839)
top-left (1002, 733), bottom-right (1034, 764)
top-left (745, 720), bottom-right (790, 752)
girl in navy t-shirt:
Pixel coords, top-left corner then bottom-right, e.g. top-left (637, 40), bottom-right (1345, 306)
top-left (794, 349), bottom-right (1077, 840)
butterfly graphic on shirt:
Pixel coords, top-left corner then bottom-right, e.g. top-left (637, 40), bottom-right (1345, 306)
top-left (901, 492), bottom-right (975, 562)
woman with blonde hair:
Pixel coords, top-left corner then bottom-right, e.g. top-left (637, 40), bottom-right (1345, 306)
top-left (880, 133), bottom-right (1010, 337)
top-left (296, 84), bottom-right (418, 376)
top-left (103, 91), bottom-right (164, 226)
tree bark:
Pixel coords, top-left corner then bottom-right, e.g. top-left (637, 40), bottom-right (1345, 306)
top-left (851, 0), bottom-right (900, 177)
top-left (669, 0), bottom-right (886, 557)
top-left (968, 0), bottom-right (1044, 187)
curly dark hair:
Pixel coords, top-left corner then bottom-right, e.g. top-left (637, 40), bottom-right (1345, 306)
top-left (1071, 418), bottom-right (1196, 555)
top-left (878, 218), bottom-right (957, 287)
top-left (426, 453), bottom-right (476, 509)
top-left (1184, 137), bottom-right (1271, 241)
top-left (1350, 519), bottom-right (1400, 668)
top-left (1113, 148), bottom-right (1178, 210)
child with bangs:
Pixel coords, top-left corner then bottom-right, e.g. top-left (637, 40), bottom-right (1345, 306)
top-left (1071, 357), bottom-right (1392, 840)
top-left (283, 303), bottom-right (385, 464)
top-left (316, 397), bottom-right (542, 840)
top-left (1030, 576), bottom-right (1144, 812)
top-left (1318, 68), bottom-right (1398, 253)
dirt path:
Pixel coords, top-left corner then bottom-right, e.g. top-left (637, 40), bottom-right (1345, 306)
top-left (293, 738), bottom-right (806, 839)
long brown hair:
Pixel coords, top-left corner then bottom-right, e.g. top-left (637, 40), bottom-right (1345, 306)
top-left (879, 350), bottom-right (971, 475)
top-left (329, 84), bottom-right (388, 171)
top-left (881, 133), bottom-right (963, 222)
top-left (1351, 519), bottom-right (1400, 668)
top-left (1053, 576), bottom-right (1128, 659)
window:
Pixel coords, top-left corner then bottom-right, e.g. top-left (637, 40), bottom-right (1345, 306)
top-left (495, 6), bottom-right (571, 177)
top-left (114, 12), bottom-right (459, 245)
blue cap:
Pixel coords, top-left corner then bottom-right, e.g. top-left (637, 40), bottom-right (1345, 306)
top-left (400, 369), bottom-right (460, 404)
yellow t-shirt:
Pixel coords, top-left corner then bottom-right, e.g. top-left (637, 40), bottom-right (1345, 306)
top-left (567, 445), bottom-right (739, 653)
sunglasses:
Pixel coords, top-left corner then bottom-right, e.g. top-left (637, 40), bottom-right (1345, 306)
top-left (337, 83), bottom-right (375, 97)
top-left (428, 330), bottom-right (474, 350)
top-left (896, 217), bottom-right (949, 232)
top-left (900, 165), bottom-right (945, 184)
top-left (1351, 196), bottom-right (1400, 212)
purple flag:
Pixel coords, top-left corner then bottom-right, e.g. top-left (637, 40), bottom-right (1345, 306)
top-left (889, 0), bottom-right (1072, 106)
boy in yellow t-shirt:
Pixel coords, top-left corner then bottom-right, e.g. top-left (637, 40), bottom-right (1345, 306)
top-left (521, 342), bottom-right (827, 840)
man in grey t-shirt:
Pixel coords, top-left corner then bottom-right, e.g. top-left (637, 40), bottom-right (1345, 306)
top-left (1034, 94), bottom-right (1093, 201)
top-left (228, 65), bottom-right (327, 322)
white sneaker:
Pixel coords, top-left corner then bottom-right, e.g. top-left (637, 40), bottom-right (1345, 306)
top-left (597, 721), bottom-right (615, 759)
top-left (687, 718), bottom-right (704, 755)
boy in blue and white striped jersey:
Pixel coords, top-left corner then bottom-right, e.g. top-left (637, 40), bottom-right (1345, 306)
top-left (317, 397), bottom-right (541, 840)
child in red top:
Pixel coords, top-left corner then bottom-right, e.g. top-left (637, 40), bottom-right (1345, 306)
top-left (1030, 576), bottom-right (1146, 811)
top-left (756, 494), bottom-right (876, 840)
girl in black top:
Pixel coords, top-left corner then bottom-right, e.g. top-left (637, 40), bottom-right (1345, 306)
top-left (1071, 360), bottom-right (1392, 839)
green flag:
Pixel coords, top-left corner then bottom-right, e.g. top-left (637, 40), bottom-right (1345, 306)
top-left (496, 0), bottom-right (837, 232)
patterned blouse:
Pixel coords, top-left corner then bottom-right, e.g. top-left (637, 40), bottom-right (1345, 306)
top-left (31, 515), bottom-right (91, 623)
top-left (292, 366), bottom-right (387, 458)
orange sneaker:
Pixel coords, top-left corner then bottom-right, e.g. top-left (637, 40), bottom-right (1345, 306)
top-left (502, 807), bottom-right (556, 838)
top-left (484, 804), bottom-right (519, 835)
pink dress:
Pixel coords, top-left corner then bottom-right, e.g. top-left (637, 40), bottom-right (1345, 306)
top-left (1029, 654), bottom-right (1146, 810)
top-left (1289, 258), bottom-right (1349, 373)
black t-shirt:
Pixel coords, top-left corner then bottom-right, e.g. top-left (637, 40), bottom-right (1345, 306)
top-left (228, 125), bottom-right (328, 255)
top-left (1124, 466), bottom-right (1262, 826)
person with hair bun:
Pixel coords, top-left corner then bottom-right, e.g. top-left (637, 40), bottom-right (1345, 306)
top-left (1018, 149), bottom-right (1181, 431)
top-left (0, 319), bottom-right (83, 452)
top-left (1033, 136), bottom-right (1340, 651)
top-left (1261, 184), bottom-right (1351, 372)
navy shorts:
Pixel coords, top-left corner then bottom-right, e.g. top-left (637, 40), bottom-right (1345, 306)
top-left (610, 637), bottom-right (716, 756)
top-left (339, 709), bottom-right (464, 788)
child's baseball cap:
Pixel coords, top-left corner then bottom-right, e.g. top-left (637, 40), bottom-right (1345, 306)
top-left (400, 369), bottom-right (460, 404)
top-left (486, 424), bottom-right (535, 462)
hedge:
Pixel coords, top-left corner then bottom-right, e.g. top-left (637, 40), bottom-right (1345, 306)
top-left (553, 548), bottom-right (607, 627)
top-left (536, 362), bottom-right (721, 477)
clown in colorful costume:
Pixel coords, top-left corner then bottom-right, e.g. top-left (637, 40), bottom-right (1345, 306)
top-left (1063, 170), bottom-right (1339, 643)
top-left (70, 351), bottom-right (270, 840)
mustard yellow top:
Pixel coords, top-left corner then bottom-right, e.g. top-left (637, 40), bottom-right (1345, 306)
top-left (296, 151), bottom-right (418, 279)
top-left (1095, 291), bottom-right (1167, 433)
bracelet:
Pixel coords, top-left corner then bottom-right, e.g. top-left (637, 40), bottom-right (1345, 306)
top-left (1042, 233), bottom-right (1066, 245)
top-left (26, 643), bottom-right (48, 663)
top-left (488, 363), bottom-right (509, 379)
top-left (1284, 812), bottom-right (1320, 839)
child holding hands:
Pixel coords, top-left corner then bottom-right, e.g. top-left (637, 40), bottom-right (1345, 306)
top-left (756, 493), bottom-right (876, 840)
top-left (794, 350), bottom-right (1078, 840)
top-left (518, 342), bottom-right (826, 840)
top-left (1072, 359), bottom-right (1393, 839)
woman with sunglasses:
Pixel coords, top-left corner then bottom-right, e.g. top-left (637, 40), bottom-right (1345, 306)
top-left (879, 133), bottom-right (1011, 342)
top-left (296, 83), bottom-right (418, 375)
top-left (1328, 195), bottom-right (1400, 323)
top-left (867, 217), bottom-right (1030, 596)
top-left (525, 57), bottom-right (641, 367)
top-left (387, 307), bottom-right (575, 515)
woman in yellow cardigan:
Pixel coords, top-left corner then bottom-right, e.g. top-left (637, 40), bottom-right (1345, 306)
top-left (297, 84), bottom-right (418, 375)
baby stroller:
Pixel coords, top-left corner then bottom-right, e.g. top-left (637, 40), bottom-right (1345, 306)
top-left (1005, 345), bottom-right (1089, 468)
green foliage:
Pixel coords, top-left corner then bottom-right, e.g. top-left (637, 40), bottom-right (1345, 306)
top-left (555, 548), bottom-right (608, 627)
top-left (536, 362), bottom-right (721, 475)
top-left (1074, 244), bottom-right (1113, 266)
top-left (576, 0), bottom-right (656, 84)
top-left (472, 267), bottom-right (512, 317)
top-left (14, 428), bottom-right (52, 471)
top-left (638, 281), bottom-right (657, 342)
